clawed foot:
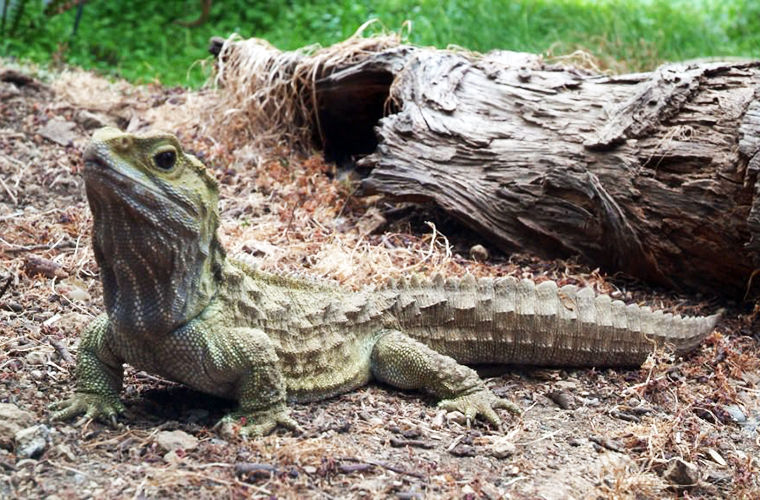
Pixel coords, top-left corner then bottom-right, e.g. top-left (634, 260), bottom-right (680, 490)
top-left (216, 405), bottom-right (302, 439)
top-left (438, 388), bottom-right (521, 429)
top-left (49, 393), bottom-right (125, 427)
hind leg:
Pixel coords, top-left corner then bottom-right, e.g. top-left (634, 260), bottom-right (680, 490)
top-left (370, 330), bottom-right (520, 428)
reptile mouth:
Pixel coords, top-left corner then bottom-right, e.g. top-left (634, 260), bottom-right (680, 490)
top-left (83, 156), bottom-right (199, 220)
top-left (84, 158), bottom-right (172, 211)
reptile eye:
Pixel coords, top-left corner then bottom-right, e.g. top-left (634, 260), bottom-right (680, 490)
top-left (154, 150), bottom-right (176, 170)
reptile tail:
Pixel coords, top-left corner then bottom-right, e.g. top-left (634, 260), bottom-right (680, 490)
top-left (377, 274), bottom-right (721, 367)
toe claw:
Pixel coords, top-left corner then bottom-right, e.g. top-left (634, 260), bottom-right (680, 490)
top-left (438, 388), bottom-right (519, 429)
top-left (219, 404), bottom-right (299, 438)
top-left (49, 393), bottom-right (124, 426)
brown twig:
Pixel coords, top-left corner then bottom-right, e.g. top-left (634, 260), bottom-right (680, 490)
top-left (590, 435), bottom-right (626, 453)
top-left (1, 240), bottom-right (77, 254)
top-left (338, 457), bottom-right (426, 479)
top-left (0, 275), bottom-right (12, 300)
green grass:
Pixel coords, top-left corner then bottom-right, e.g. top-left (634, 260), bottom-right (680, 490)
top-left (1, 0), bottom-right (758, 88)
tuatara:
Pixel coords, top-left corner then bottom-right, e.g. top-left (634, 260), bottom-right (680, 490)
top-left (52, 128), bottom-right (721, 436)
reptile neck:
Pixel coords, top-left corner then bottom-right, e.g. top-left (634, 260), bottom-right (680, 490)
top-left (89, 193), bottom-right (225, 338)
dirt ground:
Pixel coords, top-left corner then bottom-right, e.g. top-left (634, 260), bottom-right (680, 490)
top-left (1, 60), bottom-right (759, 499)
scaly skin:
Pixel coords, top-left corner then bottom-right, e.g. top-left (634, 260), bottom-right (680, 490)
top-left (51, 128), bottom-right (721, 436)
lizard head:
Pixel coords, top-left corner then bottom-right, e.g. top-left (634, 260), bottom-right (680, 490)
top-left (83, 127), bottom-right (225, 337)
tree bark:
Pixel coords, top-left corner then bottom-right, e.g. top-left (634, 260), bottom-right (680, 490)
top-left (314, 50), bottom-right (760, 296)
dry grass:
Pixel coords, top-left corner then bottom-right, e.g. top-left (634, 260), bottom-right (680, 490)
top-left (210, 21), bottom-right (402, 152)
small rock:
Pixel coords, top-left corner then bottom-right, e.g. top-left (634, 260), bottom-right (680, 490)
top-left (59, 282), bottom-right (91, 303)
top-left (155, 430), bottom-right (198, 452)
top-left (722, 404), bottom-right (746, 424)
top-left (490, 436), bottom-right (517, 459)
top-left (396, 491), bottom-right (423, 500)
top-left (479, 482), bottom-right (503, 500)
top-left (554, 379), bottom-right (578, 390)
top-left (705, 468), bottom-right (732, 485)
top-left (449, 444), bottom-right (477, 457)
top-left (367, 416), bottom-right (384, 426)
top-left (663, 458), bottom-right (699, 488)
top-left (24, 351), bottom-right (47, 365)
top-left (431, 410), bottom-right (446, 428)
top-left (56, 443), bottom-right (77, 461)
top-left (546, 390), bottom-right (576, 410)
top-left (303, 465), bottom-right (317, 474)
top-left (15, 424), bottom-right (51, 459)
top-left (581, 396), bottom-right (600, 407)
top-left (461, 484), bottom-right (476, 496)
top-left (0, 403), bottom-right (35, 450)
top-left (163, 449), bottom-right (186, 464)
top-left (234, 462), bottom-right (277, 479)
top-left (445, 411), bottom-right (467, 426)
top-left (469, 244), bottom-right (489, 262)
top-left (75, 110), bottom-right (118, 130)
top-left (567, 438), bottom-right (583, 447)
top-left (38, 118), bottom-right (79, 146)
top-left (30, 370), bottom-right (45, 380)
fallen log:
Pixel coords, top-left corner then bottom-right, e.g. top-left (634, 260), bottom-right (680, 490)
top-left (212, 35), bottom-right (760, 297)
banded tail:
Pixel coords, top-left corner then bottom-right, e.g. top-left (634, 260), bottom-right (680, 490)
top-left (376, 274), bottom-right (721, 367)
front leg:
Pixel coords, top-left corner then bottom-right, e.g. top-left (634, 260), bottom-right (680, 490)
top-left (210, 328), bottom-right (299, 437)
top-left (51, 314), bottom-right (125, 424)
top-left (370, 330), bottom-right (520, 428)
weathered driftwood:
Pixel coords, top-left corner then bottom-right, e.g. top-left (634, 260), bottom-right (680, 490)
top-left (319, 50), bottom-right (760, 296)
top-left (214, 38), bottom-right (760, 296)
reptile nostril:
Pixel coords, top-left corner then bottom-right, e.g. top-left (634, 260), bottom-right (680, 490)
top-left (115, 136), bottom-right (133, 151)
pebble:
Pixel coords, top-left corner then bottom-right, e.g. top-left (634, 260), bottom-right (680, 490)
top-left (163, 449), bottom-right (186, 464)
top-left (449, 444), bottom-right (476, 457)
top-left (56, 443), bottom-right (77, 461)
top-left (722, 404), bottom-right (746, 423)
top-left (663, 458), bottom-right (699, 488)
top-left (546, 390), bottom-right (576, 410)
top-left (469, 244), bottom-right (489, 262)
top-left (75, 110), bottom-right (118, 130)
top-left (61, 283), bottom-right (90, 303)
top-left (0, 403), bottom-right (35, 450)
top-left (155, 430), bottom-right (199, 452)
top-left (490, 436), bottom-right (517, 459)
top-left (25, 351), bottom-right (47, 365)
top-left (37, 118), bottom-right (79, 146)
top-left (15, 424), bottom-right (51, 459)
top-left (445, 411), bottom-right (467, 426)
